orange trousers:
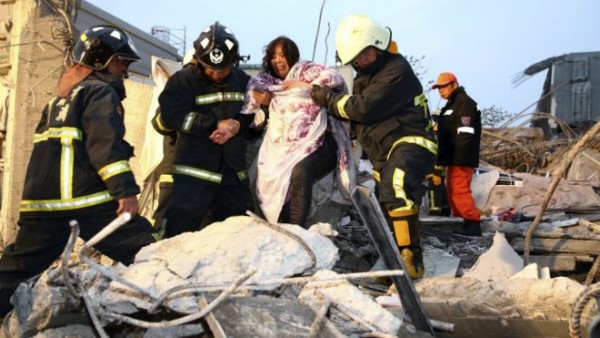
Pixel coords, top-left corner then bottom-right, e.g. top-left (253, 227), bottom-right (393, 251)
top-left (446, 165), bottom-right (481, 221)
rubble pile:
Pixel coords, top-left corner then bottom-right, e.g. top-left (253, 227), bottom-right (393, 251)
top-left (0, 216), bottom-right (406, 337)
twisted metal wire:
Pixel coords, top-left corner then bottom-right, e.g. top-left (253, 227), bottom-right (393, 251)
top-left (569, 282), bottom-right (600, 338)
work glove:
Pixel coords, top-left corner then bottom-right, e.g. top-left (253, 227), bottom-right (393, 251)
top-left (310, 85), bottom-right (333, 106)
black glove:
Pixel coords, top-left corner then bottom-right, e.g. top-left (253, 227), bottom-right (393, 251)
top-left (310, 85), bottom-right (333, 106)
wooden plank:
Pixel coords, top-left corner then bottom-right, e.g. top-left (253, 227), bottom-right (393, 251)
top-left (519, 255), bottom-right (577, 272)
top-left (199, 295), bottom-right (227, 338)
top-left (511, 237), bottom-right (600, 255)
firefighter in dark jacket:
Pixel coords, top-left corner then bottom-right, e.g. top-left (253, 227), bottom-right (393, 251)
top-left (150, 51), bottom-right (197, 237)
top-left (432, 72), bottom-right (482, 236)
top-left (311, 15), bottom-right (437, 279)
top-left (0, 26), bottom-right (156, 316)
top-left (155, 22), bottom-right (253, 238)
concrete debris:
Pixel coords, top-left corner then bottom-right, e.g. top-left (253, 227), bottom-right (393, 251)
top-left (482, 172), bottom-right (600, 217)
top-left (423, 246), bottom-right (461, 278)
top-left (510, 263), bottom-right (541, 279)
top-left (298, 269), bottom-right (402, 335)
top-left (31, 324), bottom-right (95, 338)
top-left (3, 216), bottom-right (402, 337)
top-left (98, 215), bottom-right (339, 314)
top-left (463, 232), bottom-right (523, 280)
top-left (416, 276), bottom-right (584, 320)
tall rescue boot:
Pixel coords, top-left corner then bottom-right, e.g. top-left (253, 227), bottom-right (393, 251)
top-left (389, 207), bottom-right (425, 279)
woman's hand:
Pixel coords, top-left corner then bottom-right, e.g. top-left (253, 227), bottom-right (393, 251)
top-left (209, 118), bottom-right (240, 145)
top-left (251, 90), bottom-right (272, 106)
top-left (282, 80), bottom-right (311, 91)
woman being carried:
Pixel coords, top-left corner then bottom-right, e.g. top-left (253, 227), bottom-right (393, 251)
top-left (242, 36), bottom-right (355, 228)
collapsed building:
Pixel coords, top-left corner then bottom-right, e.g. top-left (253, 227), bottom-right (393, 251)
top-left (0, 1), bottom-right (600, 337)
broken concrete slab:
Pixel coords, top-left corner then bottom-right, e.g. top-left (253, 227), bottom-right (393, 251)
top-left (510, 263), bottom-right (540, 279)
top-left (97, 215), bottom-right (339, 314)
top-left (299, 269), bottom-right (402, 335)
top-left (462, 232), bottom-right (523, 280)
top-left (30, 324), bottom-right (95, 338)
top-left (207, 295), bottom-right (343, 338)
top-left (416, 276), bottom-right (584, 320)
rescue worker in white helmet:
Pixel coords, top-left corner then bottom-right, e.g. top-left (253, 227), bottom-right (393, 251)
top-left (311, 15), bottom-right (437, 279)
top-left (155, 22), bottom-right (253, 238)
top-left (0, 25), bottom-right (157, 316)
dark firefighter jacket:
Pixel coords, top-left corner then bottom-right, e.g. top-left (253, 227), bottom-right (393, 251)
top-left (20, 74), bottom-right (138, 219)
top-left (156, 65), bottom-right (251, 184)
top-left (323, 52), bottom-right (436, 171)
top-left (437, 87), bottom-right (481, 167)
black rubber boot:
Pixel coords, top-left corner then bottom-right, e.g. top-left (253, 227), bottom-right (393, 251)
top-left (388, 207), bottom-right (425, 279)
top-left (454, 220), bottom-right (482, 236)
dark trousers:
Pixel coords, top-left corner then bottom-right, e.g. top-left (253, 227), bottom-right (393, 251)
top-left (0, 211), bottom-right (156, 316)
top-left (164, 165), bottom-right (252, 238)
top-left (377, 143), bottom-right (436, 213)
top-left (279, 132), bottom-right (337, 228)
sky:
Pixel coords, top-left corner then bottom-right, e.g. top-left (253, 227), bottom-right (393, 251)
top-left (87, 0), bottom-right (599, 116)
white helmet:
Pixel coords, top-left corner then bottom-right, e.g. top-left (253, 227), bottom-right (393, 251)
top-left (336, 15), bottom-right (391, 65)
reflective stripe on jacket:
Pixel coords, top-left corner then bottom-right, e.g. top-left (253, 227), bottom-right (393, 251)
top-left (20, 75), bottom-right (138, 218)
top-left (157, 65), bottom-right (251, 181)
top-left (437, 87), bottom-right (481, 167)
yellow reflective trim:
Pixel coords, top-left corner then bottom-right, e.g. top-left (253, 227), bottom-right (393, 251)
top-left (195, 92), bottom-right (244, 105)
top-left (20, 191), bottom-right (113, 212)
top-left (336, 95), bottom-right (351, 119)
top-left (373, 170), bottom-right (380, 182)
top-left (387, 136), bottom-right (437, 161)
top-left (33, 127), bottom-right (82, 143)
top-left (392, 167), bottom-right (414, 211)
top-left (173, 165), bottom-right (222, 183)
top-left (154, 114), bottom-right (174, 133)
top-left (237, 170), bottom-right (248, 181)
top-left (389, 206), bottom-right (418, 217)
top-left (159, 174), bottom-right (173, 183)
top-left (98, 160), bottom-right (132, 181)
top-left (413, 93), bottom-right (430, 119)
top-left (60, 138), bottom-right (74, 199)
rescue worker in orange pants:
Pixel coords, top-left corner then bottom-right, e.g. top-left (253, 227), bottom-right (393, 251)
top-left (311, 15), bottom-right (436, 278)
top-left (432, 72), bottom-right (482, 236)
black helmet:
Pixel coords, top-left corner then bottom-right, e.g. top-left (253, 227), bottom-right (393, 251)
top-left (193, 22), bottom-right (239, 69)
top-left (72, 25), bottom-right (141, 70)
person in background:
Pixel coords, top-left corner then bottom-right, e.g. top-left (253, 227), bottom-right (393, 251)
top-left (242, 36), bottom-right (354, 228)
top-left (310, 15), bottom-right (437, 279)
top-left (0, 25), bottom-right (156, 316)
top-left (432, 72), bottom-right (482, 236)
top-left (155, 22), bottom-right (253, 238)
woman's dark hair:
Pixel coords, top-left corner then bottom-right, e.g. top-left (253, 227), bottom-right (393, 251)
top-left (262, 36), bottom-right (300, 79)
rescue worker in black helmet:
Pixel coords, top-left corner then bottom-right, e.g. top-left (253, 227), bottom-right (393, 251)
top-left (310, 15), bottom-right (437, 279)
top-left (0, 25), bottom-right (157, 316)
top-left (155, 22), bottom-right (253, 238)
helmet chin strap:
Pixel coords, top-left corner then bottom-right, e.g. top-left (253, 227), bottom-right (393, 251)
top-left (95, 70), bottom-right (127, 100)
